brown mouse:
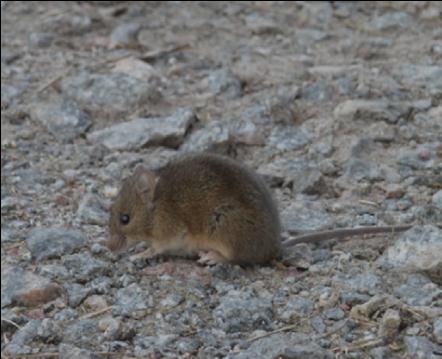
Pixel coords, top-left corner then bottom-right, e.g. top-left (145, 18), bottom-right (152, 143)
top-left (108, 153), bottom-right (281, 265)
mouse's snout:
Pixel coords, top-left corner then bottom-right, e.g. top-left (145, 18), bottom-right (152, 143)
top-left (107, 233), bottom-right (127, 252)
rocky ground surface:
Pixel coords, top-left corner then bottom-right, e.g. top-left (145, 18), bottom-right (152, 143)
top-left (1, 1), bottom-right (442, 358)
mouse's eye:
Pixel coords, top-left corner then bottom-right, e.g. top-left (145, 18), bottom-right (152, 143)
top-left (120, 214), bottom-right (130, 225)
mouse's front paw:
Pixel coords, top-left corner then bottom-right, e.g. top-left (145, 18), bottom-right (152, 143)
top-left (129, 246), bottom-right (158, 261)
top-left (197, 250), bottom-right (225, 266)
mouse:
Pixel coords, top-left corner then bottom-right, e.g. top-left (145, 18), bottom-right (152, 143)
top-left (108, 152), bottom-right (441, 265)
top-left (108, 152), bottom-right (282, 265)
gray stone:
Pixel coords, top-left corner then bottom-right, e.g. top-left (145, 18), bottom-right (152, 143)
top-left (369, 346), bottom-right (392, 359)
top-left (181, 120), bottom-right (230, 153)
top-left (29, 99), bottom-right (91, 143)
top-left (278, 344), bottom-right (334, 359)
top-left (367, 11), bottom-right (413, 31)
top-left (134, 334), bottom-right (177, 357)
top-left (378, 225), bottom-right (442, 284)
top-left (281, 199), bottom-right (333, 232)
top-left (394, 274), bottom-right (441, 306)
top-left (432, 190), bottom-right (442, 210)
top-left (28, 32), bottom-right (54, 48)
top-left (113, 283), bottom-right (153, 317)
top-left (348, 273), bottom-right (383, 295)
top-left (64, 283), bottom-right (91, 307)
top-left (268, 126), bottom-right (311, 152)
top-left (38, 264), bottom-right (70, 280)
top-left (345, 158), bottom-right (383, 182)
top-left (62, 252), bottom-right (108, 282)
top-left (1, 266), bottom-right (61, 308)
top-left (208, 68), bottom-right (242, 99)
top-left (392, 65), bottom-right (442, 90)
top-left (110, 22), bottom-right (141, 48)
top-left (228, 119), bottom-right (265, 146)
top-left (77, 193), bottom-right (108, 225)
top-left (3, 320), bottom-right (40, 355)
top-left (300, 81), bottom-right (336, 102)
top-left (63, 320), bottom-right (100, 350)
top-left (279, 297), bottom-right (314, 321)
top-left (324, 307), bottom-right (345, 321)
top-left (26, 227), bottom-right (86, 260)
top-left (60, 72), bottom-right (160, 115)
top-left (334, 100), bottom-right (402, 124)
top-left (404, 336), bottom-right (442, 359)
top-left (258, 158), bottom-right (325, 195)
top-left (434, 317), bottom-right (442, 344)
top-left (88, 108), bottom-right (195, 151)
top-left (213, 288), bottom-right (273, 333)
top-left (59, 343), bottom-right (95, 359)
top-left (54, 308), bottom-right (78, 321)
top-left (160, 293), bottom-right (184, 309)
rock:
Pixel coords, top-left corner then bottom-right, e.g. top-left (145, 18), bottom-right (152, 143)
top-left (334, 100), bottom-right (402, 124)
top-left (60, 72), bottom-right (160, 116)
top-left (324, 307), bottom-right (345, 321)
top-left (369, 346), bottom-right (392, 359)
top-left (134, 334), bottom-right (178, 357)
top-left (230, 333), bottom-right (333, 359)
top-left (160, 293), bottom-right (184, 309)
top-left (54, 308), bottom-right (78, 321)
top-left (26, 227), bottom-right (86, 260)
top-left (279, 297), bottom-right (314, 321)
top-left (181, 120), bottom-right (230, 153)
top-left (258, 158), bottom-right (325, 194)
top-left (228, 119), bottom-right (265, 146)
top-left (378, 225), bottom-right (442, 284)
top-left (77, 194), bottom-right (108, 225)
top-left (109, 22), bottom-right (141, 48)
top-left (208, 68), bottom-right (243, 99)
top-left (63, 320), bottom-right (100, 350)
top-left (1, 266), bottom-right (62, 308)
top-left (87, 108), bottom-right (195, 151)
top-left (281, 198), bottom-right (333, 233)
top-left (59, 343), bottom-right (94, 359)
top-left (404, 336), bottom-right (442, 359)
top-left (268, 126), bottom-right (311, 152)
top-left (345, 158), bottom-right (383, 182)
top-left (62, 252), bottom-right (108, 282)
top-left (432, 190), bottom-right (442, 210)
top-left (43, 14), bottom-right (92, 35)
top-left (394, 274), bottom-right (441, 306)
top-left (366, 11), bottom-right (413, 31)
top-left (28, 32), bottom-right (54, 48)
top-left (300, 81), bottom-right (336, 102)
top-left (112, 57), bottom-right (162, 82)
top-left (64, 283), bottom-right (91, 307)
top-left (83, 295), bottom-right (108, 311)
top-left (113, 283), bottom-right (153, 318)
top-left (29, 99), bottom-right (91, 143)
top-left (99, 317), bottom-right (121, 340)
top-left (213, 288), bottom-right (273, 333)
top-left (392, 65), bottom-right (442, 90)
top-left (434, 317), bottom-right (442, 344)
top-left (347, 273), bottom-right (383, 295)
top-left (38, 264), bottom-right (70, 280)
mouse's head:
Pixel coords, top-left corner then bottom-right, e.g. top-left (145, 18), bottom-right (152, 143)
top-left (107, 165), bottom-right (159, 252)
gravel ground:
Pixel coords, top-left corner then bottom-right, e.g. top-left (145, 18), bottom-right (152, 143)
top-left (1, 1), bottom-right (441, 358)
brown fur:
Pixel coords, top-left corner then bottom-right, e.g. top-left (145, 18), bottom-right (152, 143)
top-left (108, 153), bottom-right (281, 265)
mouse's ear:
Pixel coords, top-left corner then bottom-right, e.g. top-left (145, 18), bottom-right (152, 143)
top-left (134, 165), bottom-right (159, 200)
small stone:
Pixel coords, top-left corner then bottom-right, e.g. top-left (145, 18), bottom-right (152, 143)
top-left (324, 307), bottom-right (345, 321)
top-left (394, 274), bottom-right (441, 306)
top-left (160, 293), bottom-right (184, 309)
top-left (60, 72), bottom-right (160, 116)
top-left (213, 288), bottom-right (273, 333)
top-left (28, 32), bottom-right (54, 48)
top-left (1, 266), bottom-right (62, 308)
top-left (54, 308), bottom-right (78, 321)
top-left (432, 190), bottom-right (442, 210)
top-left (62, 252), bottom-right (108, 282)
top-left (229, 119), bottom-right (265, 146)
top-left (26, 227), bottom-right (86, 260)
top-left (83, 295), bottom-right (108, 311)
top-left (110, 22), bottom-right (141, 48)
top-left (181, 121), bottom-right (230, 153)
top-left (434, 317), bottom-right (442, 344)
top-left (77, 194), bottom-right (108, 225)
top-left (268, 126), bottom-right (311, 152)
top-left (279, 297), bottom-right (314, 321)
top-left (281, 198), bottom-right (333, 232)
top-left (366, 11), bottom-right (413, 31)
top-left (369, 346), bottom-right (392, 359)
top-left (99, 317), bottom-right (121, 340)
top-left (113, 283), bottom-right (153, 318)
top-left (29, 99), bottom-right (91, 143)
top-left (64, 283), bottom-right (91, 308)
top-left (334, 99), bottom-right (402, 124)
top-left (59, 343), bottom-right (94, 359)
top-left (112, 57), bottom-right (162, 82)
top-left (378, 225), bottom-right (442, 284)
top-left (88, 108), bottom-right (195, 151)
top-left (208, 68), bottom-right (243, 99)
top-left (63, 320), bottom-right (100, 350)
top-left (278, 344), bottom-right (334, 359)
top-left (392, 65), bottom-right (442, 90)
top-left (3, 320), bottom-right (40, 355)
top-left (404, 336), bottom-right (442, 359)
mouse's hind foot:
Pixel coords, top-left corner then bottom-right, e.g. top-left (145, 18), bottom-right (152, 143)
top-left (197, 250), bottom-right (226, 266)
